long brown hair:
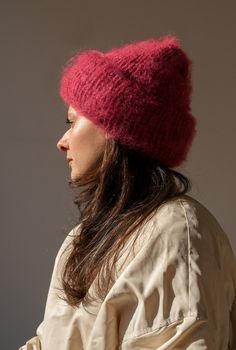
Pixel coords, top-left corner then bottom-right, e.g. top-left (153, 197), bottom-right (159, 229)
top-left (60, 137), bottom-right (192, 308)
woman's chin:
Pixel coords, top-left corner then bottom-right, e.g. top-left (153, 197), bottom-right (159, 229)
top-left (70, 169), bottom-right (82, 182)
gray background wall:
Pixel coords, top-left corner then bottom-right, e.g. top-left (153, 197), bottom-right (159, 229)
top-left (1, 1), bottom-right (235, 348)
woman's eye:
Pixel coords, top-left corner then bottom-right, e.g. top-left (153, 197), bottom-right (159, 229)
top-left (66, 117), bottom-right (73, 125)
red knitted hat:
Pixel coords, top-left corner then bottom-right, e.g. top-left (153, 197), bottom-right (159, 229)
top-left (59, 35), bottom-right (197, 168)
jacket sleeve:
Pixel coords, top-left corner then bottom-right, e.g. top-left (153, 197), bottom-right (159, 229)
top-left (88, 200), bottom-right (227, 349)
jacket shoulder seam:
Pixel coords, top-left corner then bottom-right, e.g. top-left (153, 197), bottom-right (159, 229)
top-left (177, 199), bottom-right (192, 314)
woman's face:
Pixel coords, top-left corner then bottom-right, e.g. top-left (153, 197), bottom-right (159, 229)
top-left (57, 105), bottom-right (107, 181)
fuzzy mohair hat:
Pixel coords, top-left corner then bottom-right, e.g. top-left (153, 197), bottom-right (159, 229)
top-left (59, 35), bottom-right (197, 168)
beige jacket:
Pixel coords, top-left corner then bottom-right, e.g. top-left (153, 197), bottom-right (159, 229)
top-left (19, 194), bottom-right (236, 349)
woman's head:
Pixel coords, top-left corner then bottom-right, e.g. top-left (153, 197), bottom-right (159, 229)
top-left (57, 105), bottom-right (108, 181)
top-left (59, 35), bottom-right (197, 170)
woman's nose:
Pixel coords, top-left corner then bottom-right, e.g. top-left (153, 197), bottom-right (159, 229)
top-left (57, 135), bottom-right (68, 152)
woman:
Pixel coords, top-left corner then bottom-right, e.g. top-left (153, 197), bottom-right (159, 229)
top-left (19, 35), bottom-right (236, 349)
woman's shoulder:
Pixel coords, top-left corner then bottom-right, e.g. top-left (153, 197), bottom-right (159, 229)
top-left (114, 194), bottom-right (202, 278)
top-left (121, 193), bottom-right (235, 276)
top-left (152, 193), bottom-right (227, 239)
top-left (151, 194), bottom-right (236, 261)
top-left (151, 194), bottom-right (236, 287)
